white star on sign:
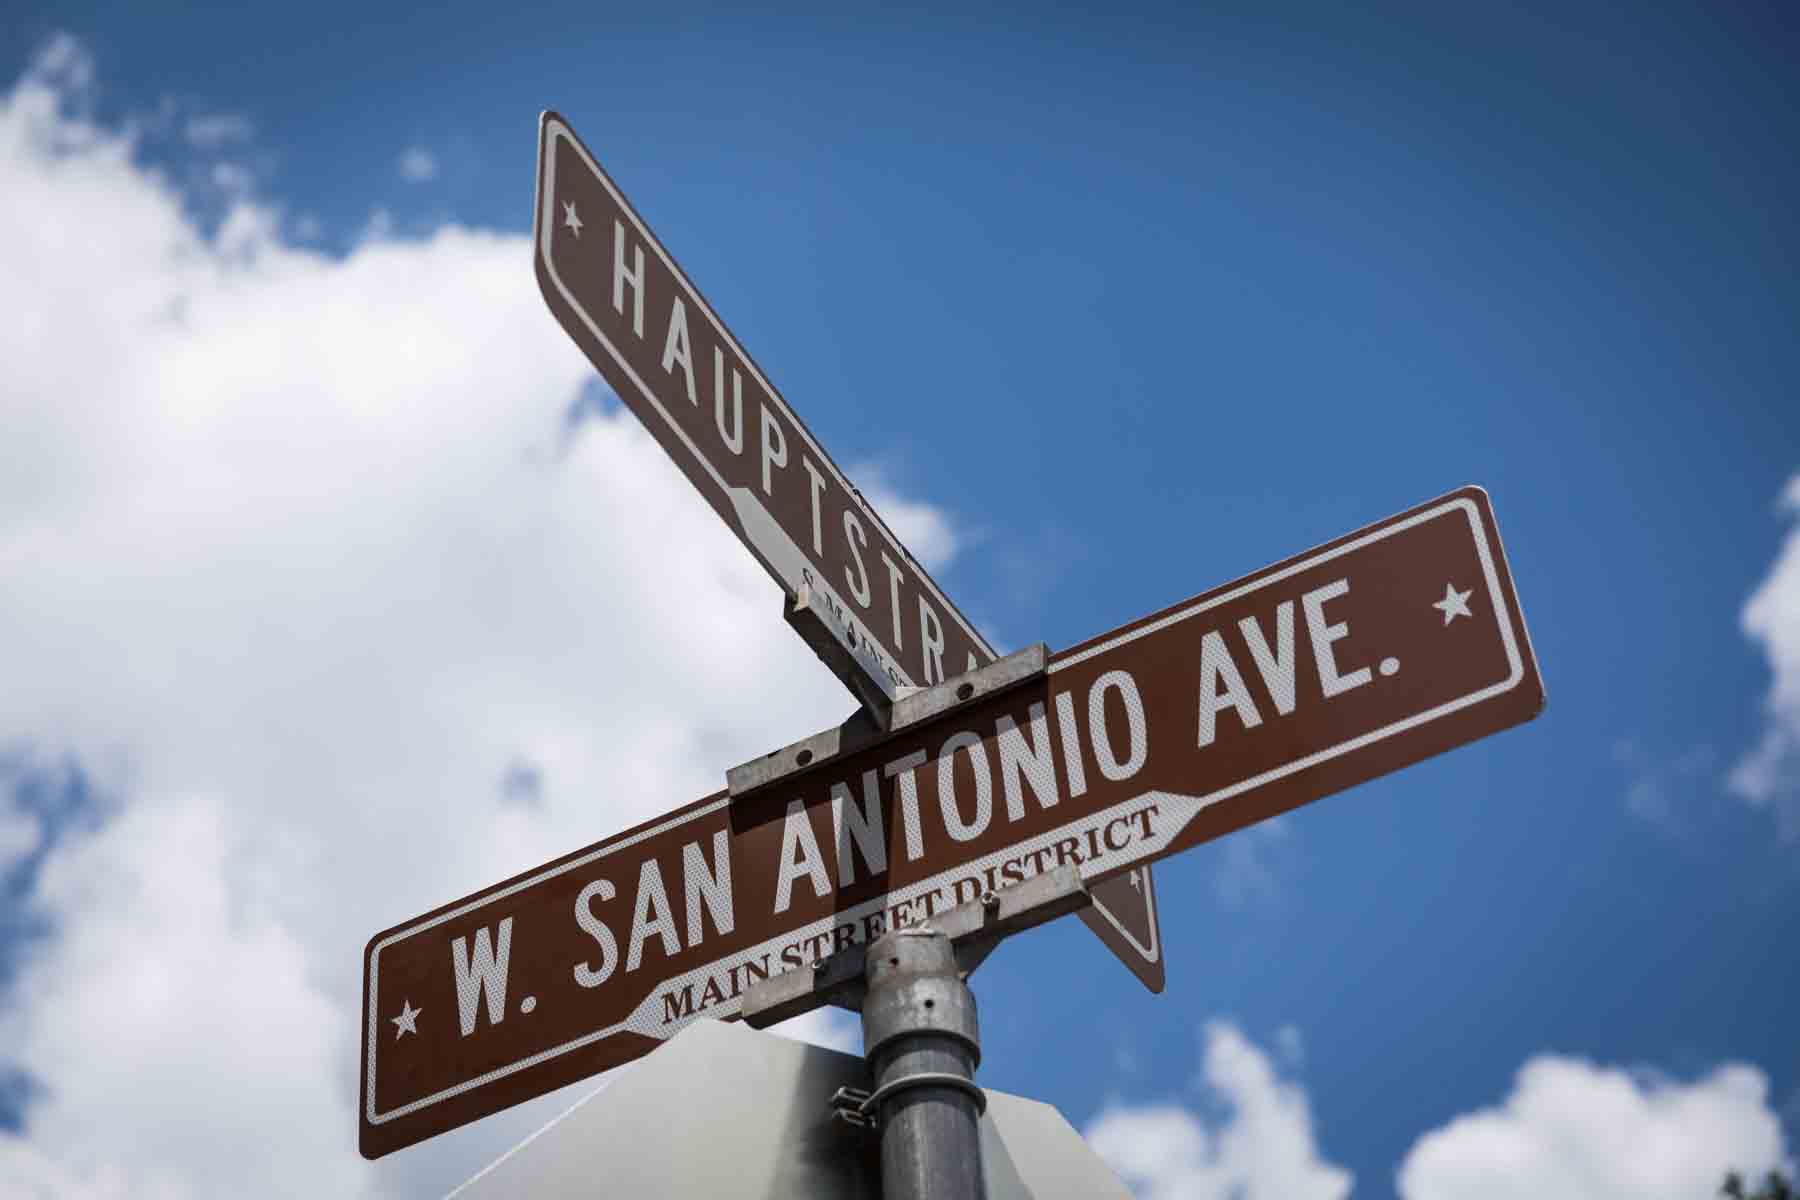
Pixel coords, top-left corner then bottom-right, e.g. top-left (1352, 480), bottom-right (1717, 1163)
top-left (1433, 582), bottom-right (1474, 625)
top-left (392, 998), bottom-right (421, 1040)
top-left (562, 200), bottom-right (583, 238)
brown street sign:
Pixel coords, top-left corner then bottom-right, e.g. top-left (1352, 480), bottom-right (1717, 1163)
top-left (1080, 868), bottom-right (1163, 993)
top-left (532, 111), bottom-right (993, 699)
top-left (361, 486), bottom-right (1542, 1158)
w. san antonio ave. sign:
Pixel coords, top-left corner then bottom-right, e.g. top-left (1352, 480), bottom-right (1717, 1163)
top-left (360, 486), bottom-right (1544, 1157)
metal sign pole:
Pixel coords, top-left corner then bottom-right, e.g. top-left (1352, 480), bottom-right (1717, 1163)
top-left (745, 867), bottom-right (1094, 1200)
top-left (861, 928), bottom-right (986, 1200)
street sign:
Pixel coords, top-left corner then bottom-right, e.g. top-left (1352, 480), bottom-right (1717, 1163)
top-left (532, 110), bottom-right (993, 700)
top-left (1080, 868), bottom-right (1162, 993)
top-left (532, 109), bottom-right (1162, 988)
top-left (360, 485), bottom-right (1541, 1157)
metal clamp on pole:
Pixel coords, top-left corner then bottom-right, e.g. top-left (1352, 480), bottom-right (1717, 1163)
top-left (827, 1071), bottom-right (990, 1134)
top-left (860, 1069), bottom-right (990, 1117)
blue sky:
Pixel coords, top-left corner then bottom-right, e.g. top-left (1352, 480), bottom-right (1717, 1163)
top-left (2, 4), bottom-right (1797, 1197)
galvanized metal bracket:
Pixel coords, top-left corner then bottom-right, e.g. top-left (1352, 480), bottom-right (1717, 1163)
top-left (827, 1070), bottom-right (989, 1137)
top-left (782, 581), bottom-right (913, 727)
top-left (940, 863), bottom-right (1095, 979)
top-left (825, 1071), bottom-right (991, 1135)
top-left (739, 865), bottom-right (1091, 1030)
top-left (828, 1084), bottom-right (878, 1132)
top-left (726, 641), bottom-right (1049, 801)
top-left (740, 939), bottom-right (870, 1030)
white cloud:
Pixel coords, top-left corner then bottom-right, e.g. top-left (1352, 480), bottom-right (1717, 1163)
top-left (398, 146), bottom-right (437, 182)
top-left (209, 160), bottom-right (253, 196)
top-left (26, 32), bottom-right (94, 96)
top-left (184, 112), bottom-right (252, 149)
top-left (2, 794), bottom-right (360, 1194)
top-left (360, 205), bottom-right (395, 241)
top-left (0, 800), bottom-right (42, 869)
top-left (1613, 739), bottom-right (1716, 834)
top-left (1731, 474), bottom-right (1800, 839)
top-left (0, 1140), bottom-right (131, 1200)
top-left (0, 35), bottom-right (926, 1197)
top-left (850, 461), bottom-right (963, 574)
top-left (1213, 815), bottom-right (1291, 908)
top-left (1397, 1055), bottom-right (1792, 1200)
top-left (1274, 1024), bottom-right (1304, 1067)
top-left (1085, 1022), bottom-right (1352, 1200)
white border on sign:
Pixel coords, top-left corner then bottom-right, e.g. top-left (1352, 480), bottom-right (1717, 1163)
top-left (1050, 495), bottom-right (1525, 822)
top-left (1088, 868), bottom-right (1160, 963)
top-left (533, 115), bottom-right (994, 680)
top-left (1056, 496), bottom-right (1521, 680)
top-left (366, 495), bottom-right (1527, 1126)
top-left (365, 792), bottom-right (736, 1125)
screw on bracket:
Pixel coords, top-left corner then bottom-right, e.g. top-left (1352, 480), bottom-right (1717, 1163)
top-left (829, 1085), bottom-right (877, 1132)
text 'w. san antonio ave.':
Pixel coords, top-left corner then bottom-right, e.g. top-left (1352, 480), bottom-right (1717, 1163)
top-left (358, 485), bottom-right (1544, 1158)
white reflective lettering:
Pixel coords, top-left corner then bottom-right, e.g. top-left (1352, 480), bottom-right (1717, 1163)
top-left (937, 731), bottom-right (993, 842)
top-left (1198, 629), bottom-right (1263, 747)
top-left (918, 599), bottom-right (946, 684)
top-left (843, 510), bottom-right (872, 607)
top-left (573, 881), bottom-right (618, 988)
top-left (660, 297), bottom-right (697, 404)
top-left (1053, 690), bottom-right (1088, 798)
top-left (759, 406), bottom-right (788, 496)
top-left (879, 550), bottom-right (907, 650)
top-left (1239, 601), bottom-right (1297, 716)
top-left (451, 917), bottom-right (513, 1036)
top-left (682, 830), bottom-right (734, 948)
top-left (712, 347), bottom-right (743, 454)
top-left (1089, 670), bottom-right (1148, 781)
top-left (773, 799), bottom-right (831, 914)
top-left (1303, 578), bottom-right (1371, 698)
top-left (803, 459), bottom-right (828, 555)
top-left (626, 859), bottom-right (680, 972)
top-left (996, 702), bottom-right (1057, 821)
top-left (612, 221), bottom-right (644, 338)
top-left (831, 769), bottom-right (887, 887)
top-left (884, 749), bottom-right (929, 861)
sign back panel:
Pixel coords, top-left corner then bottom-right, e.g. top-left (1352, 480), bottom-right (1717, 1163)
top-left (361, 486), bottom-right (1542, 1157)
